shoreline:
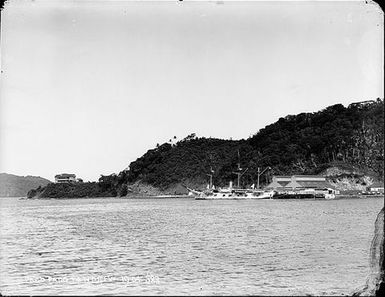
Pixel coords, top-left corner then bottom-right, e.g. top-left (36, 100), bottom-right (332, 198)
top-left (17, 194), bottom-right (384, 200)
top-left (19, 195), bottom-right (194, 200)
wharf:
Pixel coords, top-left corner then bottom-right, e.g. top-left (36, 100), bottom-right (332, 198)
top-left (122, 194), bottom-right (193, 199)
top-left (273, 193), bottom-right (326, 199)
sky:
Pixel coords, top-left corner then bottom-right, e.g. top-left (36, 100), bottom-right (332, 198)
top-left (0, 0), bottom-right (383, 182)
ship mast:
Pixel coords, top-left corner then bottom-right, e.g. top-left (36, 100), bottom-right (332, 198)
top-left (232, 150), bottom-right (248, 188)
top-left (256, 166), bottom-right (271, 189)
top-left (206, 167), bottom-right (214, 189)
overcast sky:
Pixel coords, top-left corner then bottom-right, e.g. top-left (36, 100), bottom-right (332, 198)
top-left (0, 0), bottom-right (383, 182)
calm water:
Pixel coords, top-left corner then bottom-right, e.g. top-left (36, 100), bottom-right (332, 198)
top-left (0, 197), bottom-right (383, 295)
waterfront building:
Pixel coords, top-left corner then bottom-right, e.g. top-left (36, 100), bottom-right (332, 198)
top-left (368, 182), bottom-right (384, 194)
top-left (266, 175), bottom-right (335, 191)
top-left (55, 173), bottom-right (77, 183)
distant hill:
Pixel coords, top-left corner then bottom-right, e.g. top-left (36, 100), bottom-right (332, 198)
top-left (0, 173), bottom-right (51, 197)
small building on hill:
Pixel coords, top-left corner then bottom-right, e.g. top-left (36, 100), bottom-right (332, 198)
top-left (55, 173), bottom-right (77, 183)
top-left (368, 182), bottom-right (384, 194)
top-left (266, 175), bottom-right (336, 192)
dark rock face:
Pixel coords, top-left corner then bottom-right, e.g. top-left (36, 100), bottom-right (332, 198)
top-left (353, 207), bottom-right (384, 296)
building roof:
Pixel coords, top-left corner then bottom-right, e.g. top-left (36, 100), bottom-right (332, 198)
top-left (55, 173), bottom-right (76, 178)
top-left (292, 175), bottom-right (325, 181)
top-left (269, 175), bottom-right (332, 189)
top-left (292, 175), bottom-right (326, 178)
top-left (274, 175), bottom-right (325, 180)
top-left (278, 181), bottom-right (291, 187)
top-left (296, 181), bottom-right (335, 189)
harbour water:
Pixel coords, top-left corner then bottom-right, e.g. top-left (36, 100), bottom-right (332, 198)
top-left (0, 196), bottom-right (383, 295)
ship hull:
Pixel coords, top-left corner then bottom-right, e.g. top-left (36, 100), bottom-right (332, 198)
top-left (195, 190), bottom-right (275, 200)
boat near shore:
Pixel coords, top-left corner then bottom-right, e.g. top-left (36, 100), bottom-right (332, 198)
top-left (186, 159), bottom-right (338, 200)
top-left (188, 185), bottom-right (335, 200)
top-left (187, 185), bottom-right (275, 200)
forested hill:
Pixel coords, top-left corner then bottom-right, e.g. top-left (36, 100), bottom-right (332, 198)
top-left (104, 98), bottom-right (383, 194)
top-left (28, 99), bottom-right (384, 198)
top-left (247, 99), bottom-right (384, 178)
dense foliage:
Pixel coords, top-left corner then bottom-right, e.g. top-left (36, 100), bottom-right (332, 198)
top-left (248, 99), bottom-right (384, 178)
top-left (27, 182), bottom-right (117, 198)
top-left (125, 137), bottom-right (246, 188)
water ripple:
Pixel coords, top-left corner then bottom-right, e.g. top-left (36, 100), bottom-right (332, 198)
top-left (0, 197), bottom-right (383, 295)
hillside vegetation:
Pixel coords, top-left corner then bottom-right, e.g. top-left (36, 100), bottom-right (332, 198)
top-left (116, 99), bottom-right (384, 192)
top-left (29, 99), bottom-right (384, 197)
top-left (27, 182), bottom-right (117, 199)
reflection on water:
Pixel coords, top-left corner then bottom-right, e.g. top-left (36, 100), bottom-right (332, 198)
top-left (0, 197), bottom-right (383, 295)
